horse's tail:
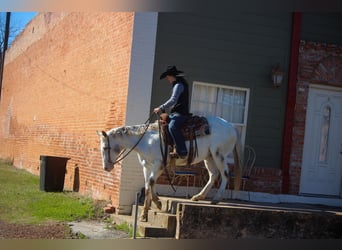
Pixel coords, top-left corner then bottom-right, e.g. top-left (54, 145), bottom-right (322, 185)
top-left (232, 126), bottom-right (243, 191)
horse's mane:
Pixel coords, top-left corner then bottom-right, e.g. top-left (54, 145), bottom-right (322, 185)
top-left (108, 121), bottom-right (159, 137)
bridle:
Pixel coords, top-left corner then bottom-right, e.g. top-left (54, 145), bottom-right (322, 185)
top-left (103, 113), bottom-right (155, 166)
top-left (102, 112), bottom-right (176, 191)
top-left (103, 135), bottom-right (126, 165)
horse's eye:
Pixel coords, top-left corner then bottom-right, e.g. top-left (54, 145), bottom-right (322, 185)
top-left (113, 145), bottom-right (121, 153)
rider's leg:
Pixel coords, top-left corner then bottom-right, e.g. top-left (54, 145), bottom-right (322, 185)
top-left (168, 113), bottom-right (188, 157)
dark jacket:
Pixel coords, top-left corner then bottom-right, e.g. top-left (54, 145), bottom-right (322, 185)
top-left (171, 79), bottom-right (189, 115)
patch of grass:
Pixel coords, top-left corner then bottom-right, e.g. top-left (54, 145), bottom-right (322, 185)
top-left (0, 159), bottom-right (101, 224)
top-left (103, 217), bottom-right (138, 238)
top-left (112, 222), bottom-right (141, 238)
top-left (75, 232), bottom-right (89, 239)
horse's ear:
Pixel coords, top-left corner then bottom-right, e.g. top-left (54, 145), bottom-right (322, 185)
top-left (96, 130), bottom-right (107, 138)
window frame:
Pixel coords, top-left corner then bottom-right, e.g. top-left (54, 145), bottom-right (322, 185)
top-left (190, 81), bottom-right (250, 146)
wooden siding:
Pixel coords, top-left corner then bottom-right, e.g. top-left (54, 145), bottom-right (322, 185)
top-left (151, 13), bottom-right (292, 168)
top-left (301, 13), bottom-right (342, 44)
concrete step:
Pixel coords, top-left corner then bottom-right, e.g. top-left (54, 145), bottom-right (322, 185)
top-left (111, 213), bottom-right (174, 238)
top-left (142, 195), bottom-right (342, 239)
top-left (132, 205), bottom-right (176, 230)
top-left (141, 224), bottom-right (175, 238)
top-left (112, 196), bottom-right (342, 238)
top-left (111, 204), bottom-right (177, 238)
top-left (151, 196), bottom-right (199, 214)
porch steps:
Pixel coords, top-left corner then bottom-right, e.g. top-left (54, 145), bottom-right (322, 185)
top-left (110, 199), bottom-right (178, 238)
top-left (110, 196), bottom-right (225, 238)
top-left (110, 196), bottom-right (342, 239)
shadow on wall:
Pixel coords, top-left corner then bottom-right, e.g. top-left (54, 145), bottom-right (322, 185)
top-left (73, 166), bottom-right (80, 192)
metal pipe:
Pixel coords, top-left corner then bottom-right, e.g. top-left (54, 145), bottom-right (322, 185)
top-left (281, 12), bottom-right (302, 194)
top-left (132, 191), bottom-right (140, 239)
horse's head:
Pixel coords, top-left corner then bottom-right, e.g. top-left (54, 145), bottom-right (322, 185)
top-left (97, 130), bottom-right (122, 171)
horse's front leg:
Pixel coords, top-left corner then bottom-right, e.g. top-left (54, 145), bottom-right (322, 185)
top-left (138, 158), bottom-right (163, 222)
top-left (140, 166), bottom-right (151, 222)
top-left (149, 161), bottom-right (163, 210)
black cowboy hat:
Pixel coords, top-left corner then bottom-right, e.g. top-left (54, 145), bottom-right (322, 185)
top-left (159, 65), bottom-right (184, 79)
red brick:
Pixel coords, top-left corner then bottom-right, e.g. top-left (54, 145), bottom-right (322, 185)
top-left (0, 13), bottom-right (134, 204)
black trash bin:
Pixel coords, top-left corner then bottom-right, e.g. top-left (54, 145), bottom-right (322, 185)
top-left (39, 156), bottom-right (70, 192)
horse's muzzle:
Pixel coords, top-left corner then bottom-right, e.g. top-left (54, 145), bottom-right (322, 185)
top-left (103, 164), bottom-right (114, 172)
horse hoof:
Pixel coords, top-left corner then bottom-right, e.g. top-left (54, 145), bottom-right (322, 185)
top-left (211, 200), bottom-right (220, 205)
top-left (156, 201), bottom-right (162, 210)
top-left (139, 215), bottom-right (147, 222)
top-left (191, 196), bottom-right (200, 201)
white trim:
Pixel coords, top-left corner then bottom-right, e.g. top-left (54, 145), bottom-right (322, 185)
top-left (119, 12), bottom-right (158, 215)
top-left (126, 12), bottom-right (158, 125)
top-left (192, 81), bottom-right (250, 92)
top-left (310, 83), bottom-right (342, 92)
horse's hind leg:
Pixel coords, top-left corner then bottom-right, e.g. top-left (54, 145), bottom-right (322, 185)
top-left (191, 157), bottom-right (219, 201)
top-left (211, 151), bottom-right (230, 204)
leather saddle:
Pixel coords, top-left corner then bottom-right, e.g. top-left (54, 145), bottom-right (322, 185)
top-left (159, 113), bottom-right (210, 165)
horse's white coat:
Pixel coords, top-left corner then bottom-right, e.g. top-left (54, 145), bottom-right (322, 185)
top-left (97, 116), bottom-right (242, 221)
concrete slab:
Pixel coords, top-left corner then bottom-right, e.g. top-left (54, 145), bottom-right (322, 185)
top-left (174, 198), bottom-right (342, 239)
top-left (68, 221), bottom-right (129, 239)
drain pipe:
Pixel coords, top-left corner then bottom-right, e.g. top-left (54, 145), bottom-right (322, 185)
top-left (281, 12), bottom-right (302, 194)
top-left (0, 12), bottom-right (11, 101)
top-left (132, 191), bottom-right (141, 239)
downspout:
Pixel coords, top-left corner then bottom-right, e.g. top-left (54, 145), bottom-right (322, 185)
top-left (281, 12), bottom-right (302, 194)
top-left (0, 12), bottom-right (11, 101)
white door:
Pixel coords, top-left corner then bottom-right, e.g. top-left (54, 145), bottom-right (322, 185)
top-left (300, 85), bottom-right (342, 196)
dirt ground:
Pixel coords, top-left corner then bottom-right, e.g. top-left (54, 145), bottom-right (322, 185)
top-left (0, 220), bottom-right (68, 239)
top-left (0, 220), bottom-right (129, 239)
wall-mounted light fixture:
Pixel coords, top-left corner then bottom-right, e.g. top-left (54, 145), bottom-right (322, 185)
top-left (271, 63), bottom-right (284, 87)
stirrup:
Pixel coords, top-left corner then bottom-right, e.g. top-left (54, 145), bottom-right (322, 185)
top-left (169, 152), bottom-right (179, 159)
top-left (170, 152), bottom-right (187, 159)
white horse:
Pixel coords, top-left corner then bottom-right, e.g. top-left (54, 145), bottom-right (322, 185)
top-left (97, 116), bottom-right (243, 221)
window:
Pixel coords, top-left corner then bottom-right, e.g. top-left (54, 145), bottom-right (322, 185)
top-left (190, 81), bottom-right (250, 146)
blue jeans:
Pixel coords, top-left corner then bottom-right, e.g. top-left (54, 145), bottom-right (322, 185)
top-left (168, 113), bottom-right (188, 156)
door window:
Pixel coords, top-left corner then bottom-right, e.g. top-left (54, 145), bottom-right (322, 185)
top-left (319, 106), bottom-right (331, 163)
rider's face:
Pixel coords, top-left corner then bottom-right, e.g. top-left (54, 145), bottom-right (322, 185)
top-left (166, 75), bottom-right (176, 83)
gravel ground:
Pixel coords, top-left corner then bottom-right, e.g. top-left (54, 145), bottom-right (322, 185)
top-left (68, 220), bottom-right (129, 239)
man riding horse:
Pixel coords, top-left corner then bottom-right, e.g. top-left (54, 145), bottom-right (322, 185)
top-left (153, 65), bottom-right (190, 159)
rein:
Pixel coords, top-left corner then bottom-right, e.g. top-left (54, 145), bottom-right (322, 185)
top-left (158, 117), bottom-right (168, 167)
top-left (108, 113), bottom-right (155, 165)
top-left (105, 112), bottom-right (176, 192)
top-left (157, 113), bottom-right (176, 192)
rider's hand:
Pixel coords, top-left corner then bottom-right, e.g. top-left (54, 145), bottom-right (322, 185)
top-left (153, 107), bottom-right (161, 113)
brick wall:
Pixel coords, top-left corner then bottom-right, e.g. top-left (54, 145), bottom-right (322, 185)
top-left (157, 164), bottom-right (282, 195)
top-left (289, 40), bottom-right (342, 194)
top-left (0, 13), bottom-right (134, 206)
